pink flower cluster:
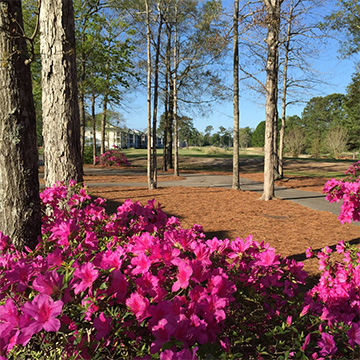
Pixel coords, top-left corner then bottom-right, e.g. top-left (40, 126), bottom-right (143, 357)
top-left (0, 181), bottom-right (311, 359)
top-left (323, 161), bottom-right (360, 223)
top-left (94, 146), bottom-right (130, 167)
top-left (303, 241), bottom-right (360, 358)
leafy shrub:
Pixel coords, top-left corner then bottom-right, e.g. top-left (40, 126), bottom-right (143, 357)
top-left (95, 146), bottom-right (130, 167)
top-left (82, 145), bottom-right (98, 164)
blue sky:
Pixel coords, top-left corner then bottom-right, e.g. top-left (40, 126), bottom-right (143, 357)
top-left (121, 1), bottom-right (359, 134)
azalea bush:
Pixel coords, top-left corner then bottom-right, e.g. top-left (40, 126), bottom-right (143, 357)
top-left (0, 181), bottom-right (310, 359)
top-left (323, 160), bottom-right (360, 224)
top-left (95, 146), bottom-right (130, 167)
top-left (1, 161), bottom-right (360, 359)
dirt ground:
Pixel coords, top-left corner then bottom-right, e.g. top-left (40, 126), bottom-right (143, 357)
top-left (85, 157), bottom-right (360, 278)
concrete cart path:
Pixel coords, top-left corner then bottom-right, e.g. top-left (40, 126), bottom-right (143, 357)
top-left (84, 169), bottom-right (348, 219)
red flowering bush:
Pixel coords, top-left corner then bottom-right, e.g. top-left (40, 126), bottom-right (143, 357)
top-left (95, 146), bottom-right (130, 167)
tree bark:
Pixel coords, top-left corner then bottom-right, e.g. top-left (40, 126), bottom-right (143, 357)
top-left (162, 22), bottom-right (172, 172)
top-left (40, 0), bottom-right (83, 187)
top-left (152, 2), bottom-right (163, 187)
top-left (261, 0), bottom-right (281, 201)
top-left (145, 0), bottom-right (153, 189)
top-left (273, 49), bottom-right (280, 180)
top-left (168, 80), bottom-right (174, 169)
top-left (0, 0), bottom-right (41, 250)
top-left (91, 94), bottom-right (97, 164)
top-left (79, 46), bottom-right (86, 160)
top-left (173, 0), bottom-right (179, 177)
top-left (278, 0), bottom-right (293, 178)
top-left (232, 0), bottom-right (240, 190)
top-left (101, 95), bottom-right (108, 154)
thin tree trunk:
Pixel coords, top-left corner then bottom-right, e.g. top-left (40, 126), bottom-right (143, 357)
top-left (163, 93), bottom-right (168, 172)
top-left (273, 48), bottom-right (280, 180)
top-left (79, 48), bottom-right (86, 159)
top-left (168, 80), bottom-right (174, 169)
top-left (232, 0), bottom-right (240, 190)
top-left (0, 0), bottom-right (41, 250)
top-left (152, 2), bottom-right (163, 188)
top-left (173, 1), bottom-right (179, 177)
top-left (279, 0), bottom-right (293, 178)
top-left (261, 0), bottom-right (281, 201)
top-left (162, 23), bottom-right (172, 172)
top-left (40, 0), bottom-right (83, 187)
top-left (101, 95), bottom-right (108, 154)
top-left (79, 90), bottom-right (86, 157)
top-left (145, 0), bottom-right (153, 189)
top-left (92, 94), bottom-right (97, 165)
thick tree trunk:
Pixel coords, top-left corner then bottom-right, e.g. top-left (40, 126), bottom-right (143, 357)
top-left (261, 0), bottom-right (281, 201)
top-left (40, 0), bottom-right (83, 187)
top-left (0, 0), bottom-right (41, 250)
top-left (232, 0), bottom-right (240, 190)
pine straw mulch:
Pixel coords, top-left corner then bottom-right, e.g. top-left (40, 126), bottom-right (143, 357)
top-left (87, 170), bottom-right (359, 278)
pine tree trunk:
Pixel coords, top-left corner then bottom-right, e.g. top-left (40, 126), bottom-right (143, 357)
top-left (279, 0), bottom-right (293, 178)
top-left (173, 1), bottom-right (179, 177)
top-left (261, 0), bottom-right (281, 201)
top-left (152, 3), bottom-right (163, 188)
top-left (79, 91), bottom-right (86, 158)
top-left (79, 51), bottom-right (86, 159)
top-left (0, 0), bottom-right (41, 250)
top-left (232, 0), bottom-right (240, 190)
top-left (162, 24), bottom-right (172, 172)
top-left (145, 0), bottom-right (153, 189)
top-left (91, 95), bottom-right (97, 164)
top-left (101, 96), bottom-right (108, 154)
top-left (168, 81), bottom-right (174, 169)
top-left (40, 0), bottom-right (83, 187)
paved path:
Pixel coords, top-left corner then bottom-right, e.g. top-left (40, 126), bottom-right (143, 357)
top-left (84, 168), bottom-right (348, 219)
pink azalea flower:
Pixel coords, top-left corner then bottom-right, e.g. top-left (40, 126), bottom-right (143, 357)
top-left (0, 299), bottom-right (19, 338)
top-left (109, 270), bottom-right (128, 302)
top-left (256, 249), bottom-right (280, 267)
top-left (131, 253), bottom-right (151, 275)
top-left (6, 261), bottom-right (34, 292)
top-left (21, 294), bottom-right (63, 337)
top-left (101, 249), bottom-right (123, 270)
top-left (33, 270), bottom-right (63, 295)
top-left (306, 247), bottom-right (313, 258)
top-left (347, 323), bottom-right (360, 348)
top-left (301, 333), bottom-right (311, 351)
top-left (51, 219), bottom-right (79, 246)
top-left (172, 260), bottom-right (193, 292)
top-left (126, 292), bottom-right (149, 321)
top-left (46, 248), bottom-right (63, 267)
top-left (73, 262), bottom-right (99, 295)
top-left (317, 332), bottom-right (337, 356)
top-left (93, 312), bottom-right (111, 340)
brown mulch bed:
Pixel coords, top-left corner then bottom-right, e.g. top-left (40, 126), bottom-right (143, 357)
top-left (90, 184), bottom-right (360, 277)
